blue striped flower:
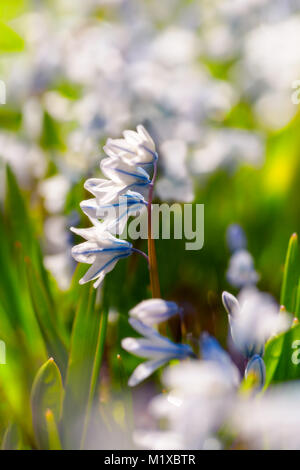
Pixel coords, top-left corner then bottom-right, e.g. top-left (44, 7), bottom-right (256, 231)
top-left (80, 191), bottom-right (147, 235)
top-left (122, 318), bottom-right (194, 387)
top-left (71, 227), bottom-right (133, 288)
top-left (104, 125), bottom-right (158, 166)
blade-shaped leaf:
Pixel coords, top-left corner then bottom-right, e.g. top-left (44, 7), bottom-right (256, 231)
top-left (1, 423), bottom-right (24, 450)
top-left (280, 233), bottom-right (300, 314)
top-left (62, 284), bottom-right (107, 449)
top-left (264, 323), bottom-right (300, 386)
top-left (31, 358), bottom-right (63, 450)
top-left (25, 259), bottom-right (68, 374)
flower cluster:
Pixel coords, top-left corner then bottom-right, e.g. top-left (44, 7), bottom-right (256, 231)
top-left (71, 125), bottom-right (157, 287)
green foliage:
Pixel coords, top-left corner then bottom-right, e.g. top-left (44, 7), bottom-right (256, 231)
top-left (31, 359), bottom-right (63, 449)
top-left (280, 233), bottom-right (300, 314)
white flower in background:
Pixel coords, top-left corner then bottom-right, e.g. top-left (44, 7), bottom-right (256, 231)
top-left (39, 174), bottom-right (71, 214)
top-left (240, 17), bottom-right (300, 130)
top-left (0, 133), bottom-right (46, 191)
top-left (191, 129), bottom-right (264, 175)
top-left (150, 27), bottom-right (199, 67)
top-left (135, 339), bottom-right (239, 450)
top-left (71, 227), bottom-right (133, 288)
top-left (156, 139), bottom-right (194, 203)
top-left (232, 383), bottom-right (300, 450)
top-left (122, 318), bottom-right (194, 387)
top-left (226, 249), bottom-right (259, 288)
top-left (129, 299), bottom-right (181, 326)
top-left (222, 290), bottom-right (292, 358)
top-left (104, 125), bottom-right (157, 165)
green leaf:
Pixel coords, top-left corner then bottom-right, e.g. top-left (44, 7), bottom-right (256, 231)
top-left (0, 21), bottom-right (24, 52)
top-left (31, 359), bottom-right (63, 450)
top-left (264, 323), bottom-right (300, 386)
top-left (280, 233), bottom-right (300, 314)
top-left (62, 284), bottom-right (107, 449)
top-left (25, 259), bottom-right (68, 374)
top-left (295, 278), bottom-right (300, 320)
top-left (1, 423), bottom-right (24, 450)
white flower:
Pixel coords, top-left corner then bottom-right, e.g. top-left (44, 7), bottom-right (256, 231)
top-left (80, 191), bottom-right (147, 235)
top-left (222, 290), bottom-right (292, 358)
top-left (232, 383), bottom-right (300, 450)
top-left (129, 299), bottom-right (180, 326)
top-left (84, 158), bottom-right (150, 205)
top-left (71, 227), bottom-right (133, 288)
top-left (104, 125), bottom-right (157, 165)
top-left (121, 318), bottom-right (194, 387)
top-left (135, 353), bottom-right (238, 450)
top-left (226, 249), bottom-right (259, 288)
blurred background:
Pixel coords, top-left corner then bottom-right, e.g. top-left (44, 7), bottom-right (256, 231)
top-left (1, 0), bottom-right (300, 448)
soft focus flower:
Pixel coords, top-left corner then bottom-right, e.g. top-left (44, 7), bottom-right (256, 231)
top-left (135, 349), bottom-right (238, 450)
top-left (122, 318), bottom-right (194, 386)
top-left (222, 290), bottom-right (292, 358)
top-left (191, 129), bottom-right (264, 175)
top-left (104, 125), bottom-right (157, 165)
top-left (129, 298), bottom-right (181, 326)
top-left (201, 333), bottom-right (240, 388)
top-left (226, 249), bottom-right (259, 288)
top-left (71, 227), bottom-right (133, 288)
top-left (232, 383), bottom-right (300, 450)
top-left (245, 354), bottom-right (266, 390)
top-left (226, 224), bottom-right (247, 253)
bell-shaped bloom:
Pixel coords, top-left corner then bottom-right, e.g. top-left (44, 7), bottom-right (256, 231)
top-left (71, 227), bottom-right (133, 288)
top-left (226, 249), bottom-right (259, 288)
top-left (100, 157), bottom-right (151, 186)
top-left (84, 157), bottom-right (150, 205)
top-left (245, 354), bottom-right (266, 390)
top-left (80, 191), bottom-right (147, 235)
top-left (129, 298), bottom-right (180, 326)
top-left (222, 290), bottom-right (292, 358)
top-left (122, 318), bottom-right (194, 387)
top-left (104, 124), bottom-right (157, 165)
